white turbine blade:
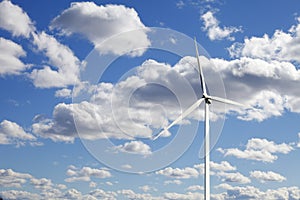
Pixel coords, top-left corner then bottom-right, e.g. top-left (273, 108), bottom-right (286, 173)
top-left (194, 38), bottom-right (207, 96)
top-left (152, 98), bottom-right (204, 140)
top-left (208, 95), bottom-right (246, 107)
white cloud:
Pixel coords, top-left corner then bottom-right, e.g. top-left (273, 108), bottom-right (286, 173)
top-left (0, 120), bottom-right (36, 146)
top-left (176, 1), bottom-right (185, 9)
top-left (164, 180), bottom-right (182, 185)
top-left (164, 192), bottom-right (203, 200)
top-left (0, 167), bottom-right (298, 200)
top-left (55, 88), bottom-right (72, 98)
top-left (217, 171), bottom-right (251, 184)
top-left (0, 0), bottom-right (35, 37)
top-left (59, 188), bottom-right (82, 199)
top-left (31, 52), bottom-right (300, 142)
top-left (0, 168), bottom-right (121, 199)
top-left (88, 189), bottom-right (117, 200)
top-left (194, 161), bottom-right (236, 175)
top-left (30, 178), bottom-right (53, 190)
top-left (29, 32), bottom-right (81, 88)
top-left (0, 190), bottom-right (41, 200)
top-left (0, 37), bottom-right (29, 75)
top-left (0, 169), bottom-right (32, 188)
top-left (218, 138), bottom-right (294, 162)
top-left (139, 185), bottom-right (157, 192)
top-left (228, 17), bottom-right (300, 63)
top-left (250, 170), bottom-right (286, 183)
top-left (117, 189), bottom-right (160, 200)
top-left (201, 11), bottom-right (241, 41)
top-left (114, 141), bottom-right (152, 155)
top-left (31, 58), bottom-right (200, 142)
top-left (89, 181), bottom-right (97, 188)
top-left (216, 184), bottom-right (300, 200)
top-left (65, 166), bottom-right (112, 183)
top-left (246, 138), bottom-right (293, 154)
top-left (156, 167), bottom-right (199, 179)
top-left (0, 1), bottom-right (83, 89)
top-left (210, 161), bottom-right (236, 172)
top-left (50, 2), bottom-right (150, 57)
top-left (186, 185), bottom-right (204, 191)
top-left (211, 57), bottom-right (300, 121)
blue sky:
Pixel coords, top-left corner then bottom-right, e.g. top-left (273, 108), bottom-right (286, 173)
top-left (0, 0), bottom-right (300, 199)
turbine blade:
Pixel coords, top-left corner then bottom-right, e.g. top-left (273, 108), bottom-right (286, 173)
top-left (208, 95), bottom-right (246, 107)
top-left (194, 38), bottom-right (207, 96)
top-left (152, 98), bottom-right (204, 140)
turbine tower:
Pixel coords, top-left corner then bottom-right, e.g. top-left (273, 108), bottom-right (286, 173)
top-left (153, 38), bottom-right (245, 200)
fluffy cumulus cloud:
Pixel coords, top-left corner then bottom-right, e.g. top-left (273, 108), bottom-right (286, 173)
top-left (55, 88), bottom-right (72, 98)
top-left (50, 2), bottom-right (150, 56)
top-left (218, 138), bottom-right (294, 162)
top-left (186, 185), bottom-right (204, 191)
top-left (0, 37), bottom-right (29, 75)
top-left (0, 0), bottom-right (35, 37)
top-left (164, 192), bottom-right (203, 200)
top-left (229, 17), bottom-right (300, 63)
top-left (114, 141), bottom-right (152, 155)
top-left (210, 161), bottom-right (236, 172)
top-left (0, 120), bottom-right (36, 146)
top-left (0, 169), bottom-right (32, 188)
top-left (87, 189), bottom-right (117, 200)
top-left (118, 189), bottom-right (164, 200)
top-left (156, 167), bottom-right (199, 179)
top-left (250, 170), bottom-right (286, 183)
top-left (223, 18), bottom-right (300, 115)
top-left (65, 165), bottom-right (112, 183)
top-left (201, 10), bottom-right (241, 41)
top-left (0, 1), bottom-right (82, 88)
top-left (1, 167), bottom-right (299, 200)
top-left (29, 51), bottom-right (299, 142)
top-left (217, 171), bottom-right (251, 184)
top-left (208, 18), bottom-right (300, 119)
top-left (29, 32), bottom-right (82, 88)
top-left (216, 184), bottom-right (300, 200)
top-left (31, 58), bottom-right (200, 142)
top-left (194, 161), bottom-right (236, 175)
top-left (31, 17), bottom-right (300, 141)
top-left (0, 168), bottom-right (71, 199)
top-left (212, 57), bottom-right (300, 121)
top-left (0, 190), bottom-right (41, 200)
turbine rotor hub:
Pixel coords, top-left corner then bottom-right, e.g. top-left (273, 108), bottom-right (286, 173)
top-left (203, 94), bottom-right (212, 104)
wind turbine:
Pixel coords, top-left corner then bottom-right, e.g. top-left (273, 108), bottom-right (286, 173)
top-left (152, 38), bottom-right (245, 200)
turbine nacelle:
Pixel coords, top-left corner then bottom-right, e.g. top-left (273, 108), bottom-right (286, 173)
top-left (203, 94), bottom-right (212, 105)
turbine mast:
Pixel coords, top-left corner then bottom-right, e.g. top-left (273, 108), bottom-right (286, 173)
top-left (204, 102), bottom-right (210, 200)
top-left (195, 38), bottom-right (210, 200)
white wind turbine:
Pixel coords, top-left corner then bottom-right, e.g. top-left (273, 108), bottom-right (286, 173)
top-left (152, 38), bottom-right (245, 200)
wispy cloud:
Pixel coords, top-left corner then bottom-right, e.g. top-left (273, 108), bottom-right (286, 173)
top-left (201, 10), bottom-right (242, 41)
